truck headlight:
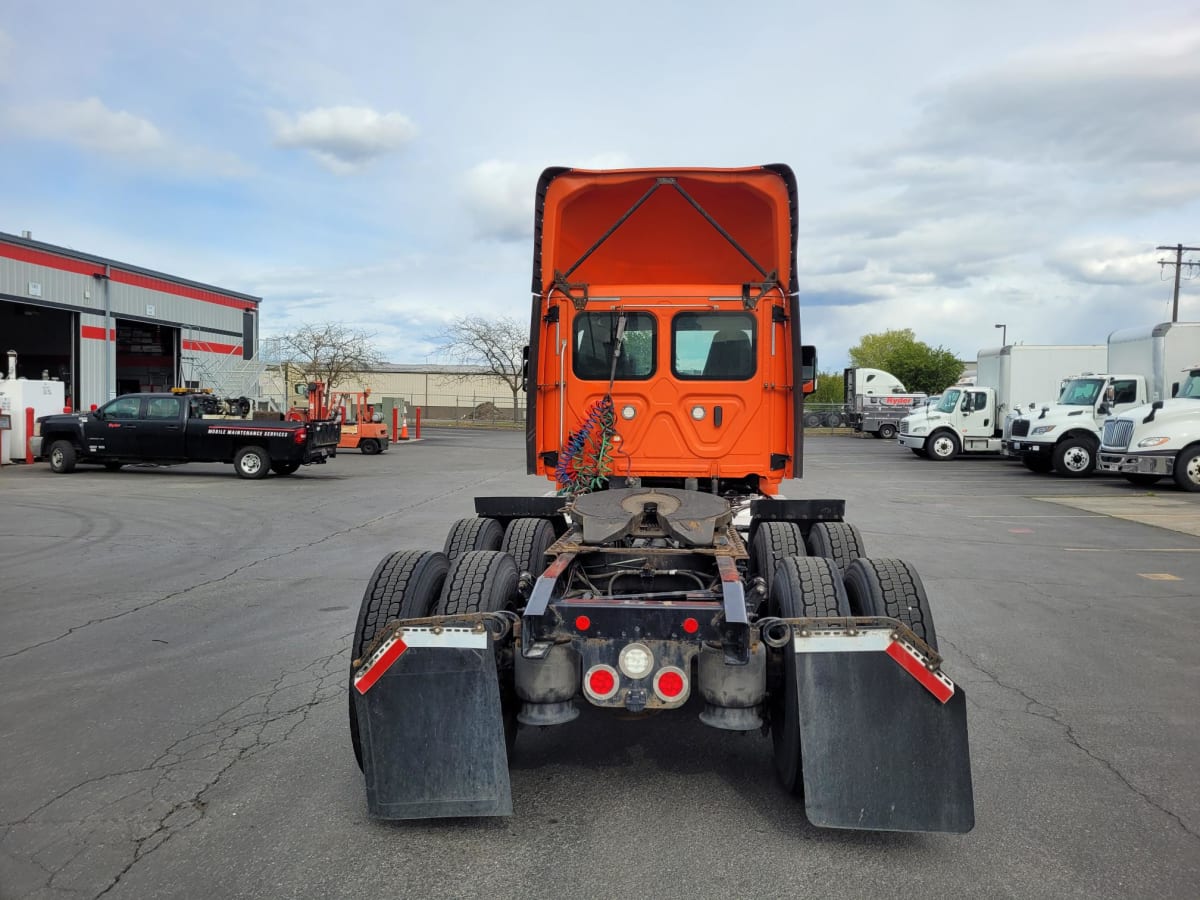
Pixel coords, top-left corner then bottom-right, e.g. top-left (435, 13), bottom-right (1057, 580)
top-left (911, 426), bottom-right (927, 435)
top-left (1137, 436), bottom-right (1170, 448)
top-left (1031, 425), bottom-right (1056, 435)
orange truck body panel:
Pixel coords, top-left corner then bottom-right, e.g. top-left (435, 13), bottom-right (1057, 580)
top-left (526, 166), bottom-right (804, 494)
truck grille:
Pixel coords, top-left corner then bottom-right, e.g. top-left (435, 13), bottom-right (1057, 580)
top-left (1011, 419), bottom-right (1030, 438)
top-left (899, 419), bottom-right (909, 435)
top-left (1102, 419), bottom-right (1134, 450)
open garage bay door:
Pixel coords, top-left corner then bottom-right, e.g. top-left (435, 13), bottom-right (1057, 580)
top-left (115, 320), bottom-right (179, 395)
top-left (1, 300), bottom-right (77, 406)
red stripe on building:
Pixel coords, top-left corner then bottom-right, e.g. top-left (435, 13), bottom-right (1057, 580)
top-left (182, 339), bottom-right (243, 356)
top-left (1, 242), bottom-right (257, 311)
top-left (81, 325), bottom-right (117, 341)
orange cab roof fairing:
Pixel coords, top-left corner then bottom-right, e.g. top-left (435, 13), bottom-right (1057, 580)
top-left (532, 166), bottom-right (799, 299)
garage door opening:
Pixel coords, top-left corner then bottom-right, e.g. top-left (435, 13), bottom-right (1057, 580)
top-left (1, 300), bottom-right (77, 406)
top-left (115, 320), bottom-right (179, 395)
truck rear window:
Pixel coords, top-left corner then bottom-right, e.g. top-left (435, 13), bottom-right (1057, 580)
top-left (672, 312), bottom-right (756, 380)
top-left (572, 311), bottom-right (656, 381)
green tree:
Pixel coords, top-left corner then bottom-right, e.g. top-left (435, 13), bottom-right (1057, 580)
top-left (808, 370), bottom-right (845, 404)
top-left (848, 329), bottom-right (963, 395)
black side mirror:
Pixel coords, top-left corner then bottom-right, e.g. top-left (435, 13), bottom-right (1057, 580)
top-left (1143, 399), bottom-right (1164, 424)
top-left (520, 345), bottom-right (530, 392)
top-left (1171, 382), bottom-right (1180, 398)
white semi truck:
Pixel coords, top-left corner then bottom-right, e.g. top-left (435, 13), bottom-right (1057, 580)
top-left (1008, 322), bottom-right (1200, 477)
top-left (842, 367), bottom-right (927, 439)
top-left (1096, 322), bottom-right (1200, 491)
top-left (897, 344), bottom-right (1106, 461)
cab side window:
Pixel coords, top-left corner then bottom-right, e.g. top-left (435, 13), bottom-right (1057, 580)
top-left (104, 397), bottom-right (142, 419)
top-left (1111, 381), bottom-right (1137, 404)
top-left (146, 397), bottom-right (183, 419)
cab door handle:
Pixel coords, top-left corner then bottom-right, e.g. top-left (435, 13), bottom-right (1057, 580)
top-left (714, 406), bottom-right (723, 428)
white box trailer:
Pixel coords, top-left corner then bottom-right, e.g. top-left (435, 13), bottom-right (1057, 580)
top-left (1106, 322), bottom-right (1200, 403)
top-left (898, 344), bottom-right (1106, 460)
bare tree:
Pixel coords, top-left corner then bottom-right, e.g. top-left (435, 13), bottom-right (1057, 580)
top-left (439, 315), bottom-right (526, 421)
top-left (276, 322), bottom-right (385, 392)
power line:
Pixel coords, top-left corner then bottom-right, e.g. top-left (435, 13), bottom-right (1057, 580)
top-left (1156, 244), bottom-right (1200, 322)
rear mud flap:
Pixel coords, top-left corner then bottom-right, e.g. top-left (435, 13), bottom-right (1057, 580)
top-left (353, 629), bottom-right (512, 819)
top-left (795, 647), bottom-right (974, 833)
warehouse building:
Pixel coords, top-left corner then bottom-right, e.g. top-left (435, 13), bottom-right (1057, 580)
top-left (0, 231), bottom-right (261, 410)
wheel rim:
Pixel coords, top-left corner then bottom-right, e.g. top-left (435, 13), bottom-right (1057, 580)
top-left (1062, 446), bottom-right (1091, 472)
top-left (932, 435), bottom-right (955, 458)
top-left (242, 454), bottom-right (263, 474)
top-left (51, 447), bottom-right (63, 467)
top-left (880, 426), bottom-right (895, 439)
top-left (1185, 454), bottom-right (1200, 486)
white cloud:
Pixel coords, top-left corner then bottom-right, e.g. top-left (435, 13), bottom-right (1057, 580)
top-left (1048, 240), bottom-right (1164, 286)
top-left (269, 106), bottom-right (417, 173)
top-left (5, 97), bottom-right (249, 177)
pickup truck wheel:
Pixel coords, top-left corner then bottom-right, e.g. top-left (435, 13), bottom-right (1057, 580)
top-left (233, 445), bottom-right (270, 479)
top-left (103, 461), bottom-right (124, 472)
top-left (443, 517), bottom-right (504, 562)
top-left (360, 439), bottom-right (381, 455)
top-left (769, 556), bottom-right (850, 794)
top-left (1052, 436), bottom-right (1097, 477)
top-left (435, 550), bottom-right (520, 751)
top-left (842, 558), bottom-right (938, 651)
top-left (1172, 446), bottom-right (1200, 492)
top-left (501, 517), bottom-right (557, 581)
top-left (927, 431), bottom-right (960, 461)
top-left (877, 423), bottom-right (897, 440)
top-left (750, 522), bottom-right (805, 609)
top-left (806, 522), bottom-right (865, 573)
top-left (48, 440), bottom-right (77, 474)
top-left (1022, 454), bottom-right (1053, 473)
top-left (350, 550), bottom-right (451, 770)
top-left (1124, 474), bottom-right (1162, 487)
top-left (271, 462), bottom-right (300, 476)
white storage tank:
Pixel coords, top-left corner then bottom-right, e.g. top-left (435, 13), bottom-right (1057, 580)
top-left (0, 351), bottom-right (67, 462)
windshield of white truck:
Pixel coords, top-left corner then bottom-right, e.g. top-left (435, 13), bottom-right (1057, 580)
top-left (936, 390), bottom-right (960, 414)
top-left (1056, 378), bottom-right (1105, 406)
top-left (1179, 371), bottom-right (1200, 399)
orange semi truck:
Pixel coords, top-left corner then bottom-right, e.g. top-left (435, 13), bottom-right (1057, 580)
top-left (347, 165), bottom-right (973, 832)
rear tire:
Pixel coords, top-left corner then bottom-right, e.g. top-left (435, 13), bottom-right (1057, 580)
top-left (443, 517), bottom-right (504, 562)
top-left (234, 445), bottom-right (270, 479)
top-left (750, 522), bottom-right (805, 607)
top-left (1124, 473), bottom-right (1162, 487)
top-left (1052, 436), bottom-right (1097, 477)
top-left (806, 522), bottom-right (865, 573)
top-left (877, 423), bottom-right (897, 440)
top-left (843, 558), bottom-right (938, 650)
top-left (501, 517), bottom-right (557, 579)
top-left (927, 431), bottom-right (960, 461)
top-left (435, 550), bottom-right (520, 750)
top-left (349, 550), bottom-right (450, 769)
top-left (769, 556), bottom-right (851, 794)
top-left (1172, 446), bottom-right (1200, 492)
top-left (48, 440), bottom-right (77, 474)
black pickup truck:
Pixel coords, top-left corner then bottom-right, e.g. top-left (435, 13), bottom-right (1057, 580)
top-left (34, 393), bottom-right (341, 479)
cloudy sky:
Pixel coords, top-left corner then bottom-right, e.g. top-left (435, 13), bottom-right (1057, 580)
top-left (1, 1), bottom-right (1197, 370)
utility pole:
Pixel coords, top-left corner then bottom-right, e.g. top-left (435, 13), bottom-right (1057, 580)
top-left (1156, 244), bottom-right (1200, 323)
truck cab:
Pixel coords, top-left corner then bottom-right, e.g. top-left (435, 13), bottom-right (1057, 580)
top-left (1098, 366), bottom-right (1200, 491)
top-left (897, 385), bottom-right (998, 460)
top-left (1008, 373), bottom-right (1146, 476)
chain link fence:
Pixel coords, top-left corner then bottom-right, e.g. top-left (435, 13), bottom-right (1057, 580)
top-left (398, 393), bottom-right (526, 425)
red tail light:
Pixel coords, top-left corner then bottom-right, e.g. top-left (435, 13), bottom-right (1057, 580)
top-left (574, 615), bottom-right (591, 631)
top-left (294, 427), bottom-right (307, 445)
top-left (682, 617), bottom-right (699, 634)
top-left (584, 665), bottom-right (619, 701)
top-left (653, 667), bottom-right (688, 702)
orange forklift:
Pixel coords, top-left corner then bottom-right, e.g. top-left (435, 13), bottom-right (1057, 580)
top-left (289, 384), bottom-right (389, 454)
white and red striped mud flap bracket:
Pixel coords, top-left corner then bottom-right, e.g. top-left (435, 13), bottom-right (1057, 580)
top-left (353, 626), bottom-right (489, 695)
top-left (793, 629), bottom-right (955, 704)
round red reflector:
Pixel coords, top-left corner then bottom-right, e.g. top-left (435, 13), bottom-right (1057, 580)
top-left (575, 615), bottom-right (591, 631)
top-left (657, 670), bottom-right (685, 698)
top-left (589, 668), bottom-right (615, 696)
top-left (682, 617), bottom-right (699, 634)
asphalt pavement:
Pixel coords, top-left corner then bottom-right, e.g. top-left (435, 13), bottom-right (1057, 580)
top-left (1, 431), bottom-right (1197, 900)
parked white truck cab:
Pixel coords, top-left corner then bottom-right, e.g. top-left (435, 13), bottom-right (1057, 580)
top-left (1008, 374), bottom-right (1147, 476)
top-left (898, 344), bottom-right (1107, 461)
top-left (842, 367), bottom-right (927, 439)
top-left (1098, 365), bottom-right (1200, 491)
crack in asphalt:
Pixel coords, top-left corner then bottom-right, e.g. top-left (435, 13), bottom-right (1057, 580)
top-left (943, 636), bottom-right (1200, 843)
top-left (0, 468), bottom-right (511, 662)
top-left (2, 638), bottom-right (350, 900)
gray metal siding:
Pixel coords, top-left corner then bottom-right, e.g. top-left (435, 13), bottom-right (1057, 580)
top-left (78, 313), bottom-right (113, 409)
